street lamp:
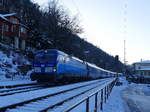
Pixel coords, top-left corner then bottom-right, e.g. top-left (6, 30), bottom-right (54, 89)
top-left (84, 50), bottom-right (90, 76)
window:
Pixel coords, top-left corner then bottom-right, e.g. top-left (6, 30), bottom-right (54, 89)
top-left (0, 23), bottom-right (2, 30)
top-left (20, 27), bottom-right (26, 33)
top-left (34, 53), bottom-right (57, 64)
top-left (0, 0), bottom-right (3, 4)
top-left (58, 55), bottom-right (65, 62)
top-left (4, 24), bottom-right (9, 32)
top-left (10, 25), bottom-right (17, 32)
top-left (11, 25), bottom-right (13, 32)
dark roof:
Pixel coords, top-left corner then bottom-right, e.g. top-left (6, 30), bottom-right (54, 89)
top-left (36, 49), bottom-right (68, 56)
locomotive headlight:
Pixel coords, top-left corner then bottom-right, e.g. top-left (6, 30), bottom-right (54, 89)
top-left (53, 68), bottom-right (57, 72)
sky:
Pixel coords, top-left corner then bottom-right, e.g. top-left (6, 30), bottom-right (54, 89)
top-left (33, 0), bottom-right (150, 64)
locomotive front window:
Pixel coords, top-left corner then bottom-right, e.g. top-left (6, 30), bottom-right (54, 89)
top-left (34, 53), bottom-right (57, 63)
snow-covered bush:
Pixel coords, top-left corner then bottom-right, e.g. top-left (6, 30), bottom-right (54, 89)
top-left (0, 47), bottom-right (32, 81)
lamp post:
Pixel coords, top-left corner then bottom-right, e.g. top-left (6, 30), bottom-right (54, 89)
top-left (84, 50), bottom-right (90, 76)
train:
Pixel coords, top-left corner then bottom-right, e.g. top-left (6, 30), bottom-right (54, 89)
top-left (30, 49), bottom-right (121, 82)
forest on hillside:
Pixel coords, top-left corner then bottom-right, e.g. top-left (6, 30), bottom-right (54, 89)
top-left (0, 0), bottom-right (124, 72)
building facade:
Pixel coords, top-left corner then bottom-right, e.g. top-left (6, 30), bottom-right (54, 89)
top-left (0, 13), bottom-right (28, 50)
top-left (0, 0), bottom-right (9, 13)
top-left (133, 61), bottom-right (150, 76)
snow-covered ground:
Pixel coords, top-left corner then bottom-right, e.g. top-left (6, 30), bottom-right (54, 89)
top-left (0, 80), bottom-right (36, 87)
top-left (0, 78), bottom-right (112, 110)
top-left (0, 44), bottom-right (150, 112)
top-left (99, 77), bottom-right (129, 112)
top-left (100, 77), bottom-right (150, 112)
top-left (50, 78), bottom-right (116, 112)
top-left (0, 46), bottom-right (31, 82)
top-left (122, 83), bottom-right (150, 112)
top-left (0, 75), bottom-right (149, 112)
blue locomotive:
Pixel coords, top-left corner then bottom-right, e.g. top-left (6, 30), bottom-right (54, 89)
top-left (30, 49), bottom-right (118, 82)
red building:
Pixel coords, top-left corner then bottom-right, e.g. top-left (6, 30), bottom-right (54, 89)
top-left (0, 13), bottom-right (28, 50)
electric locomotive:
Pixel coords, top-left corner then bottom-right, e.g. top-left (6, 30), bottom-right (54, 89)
top-left (30, 49), bottom-right (88, 82)
top-left (30, 49), bottom-right (118, 82)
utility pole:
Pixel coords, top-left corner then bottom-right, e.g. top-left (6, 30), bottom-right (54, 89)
top-left (123, 1), bottom-right (128, 77)
top-left (123, 1), bottom-right (127, 65)
top-left (124, 40), bottom-right (126, 65)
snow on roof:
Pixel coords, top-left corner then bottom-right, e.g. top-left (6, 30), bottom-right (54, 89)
top-left (0, 13), bottom-right (19, 24)
top-left (0, 13), bottom-right (27, 28)
top-left (2, 13), bottom-right (16, 17)
top-left (138, 68), bottom-right (150, 71)
top-left (0, 14), bottom-right (9, 21)
top-left (135, 60), bottom-right (150, 64)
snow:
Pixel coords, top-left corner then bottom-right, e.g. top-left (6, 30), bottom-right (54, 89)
top-left (143, 85), bottom-right (150, 96)
top-left (2, 13), bottom-right (17, 17)
top-left (0, 75), bottom-right (149, 112)
top-left (59, 77), bottom-right (130, 112)
top-left (0, 48), bottom-right (31, 82)
top-left (49, 78), bottom-right (116, 112)
top-left (135, 60), bottom-right (150, 64)
top-left (0, 79), bottom-right (111, 109)
top-left (0, 80), bottom-right (36, 87)
top-left (0, 13), bottom-right (21, 25)
top-left (9, 79), bottom-right (114, 112)
top-left (0, 42), bottom-right (149, 112)
top-left (0, 14), bottom-right (9, 21)
top-left (122, 82), bottom-right (150, 112)
top-left (138, 68), bottom-right (150, 70)
top-left (102, 78), bottom-right (150, 112)
top-left (97, 77), bottom-right (129, 112)
top-left (96, 78), bottom-right (150, 112)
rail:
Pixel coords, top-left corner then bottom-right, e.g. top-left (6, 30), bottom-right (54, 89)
top-left (63, 78), bottom-right (118, 112)
top-left (0, 79), bottom-right (106, 111)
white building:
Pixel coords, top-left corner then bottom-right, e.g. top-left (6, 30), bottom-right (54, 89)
top-left (133, 60), bottom-right (150, 76)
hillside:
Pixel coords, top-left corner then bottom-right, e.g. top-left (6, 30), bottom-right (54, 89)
top-left (0, 43), bottom-right (31, 81)
top-left (0, 0), bottom-right (124, 73)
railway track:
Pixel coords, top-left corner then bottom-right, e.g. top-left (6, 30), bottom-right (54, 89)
top-left (0, 85), bottom-right (46, 96)
top-left (0, 83), bottom-right (39, 89)
top-left (0, 78), bottom-right (115, 112)
top-left (0, 82), bottom-right (63, 97)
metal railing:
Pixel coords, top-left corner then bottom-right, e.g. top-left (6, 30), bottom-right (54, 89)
top-left (63, 78), bottom-right (118, 112)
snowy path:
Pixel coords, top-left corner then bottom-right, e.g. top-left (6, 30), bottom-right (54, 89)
top-left (100, 77), bottom-right (150, 112)
top-left (122, 84), bottom-right (150, 112)
top-left (99, 77), bottom-right (128, 112)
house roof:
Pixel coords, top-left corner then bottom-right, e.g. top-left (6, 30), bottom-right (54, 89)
top-left (0, 13), bottom-right (20, 24)
top-left (139, 68), bottom-right (150, 71)
top-left (0, 14), bottom-right (9, 21)
top-left (134, 60), bottom-right (150, 64)
top-left (0, 13), bottom-right (27, 28)
top-left (2, 13), bottom-right (16, 17)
